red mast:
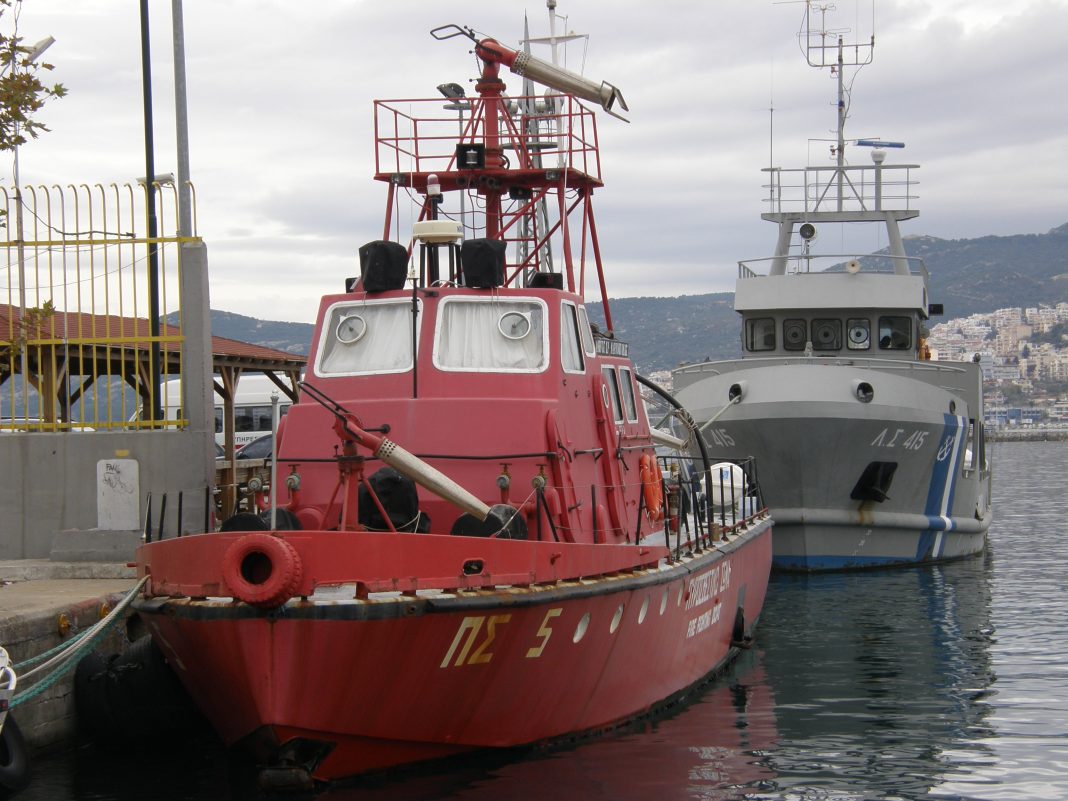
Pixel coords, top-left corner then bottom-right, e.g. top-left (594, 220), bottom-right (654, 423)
top-left (372, 24), bottom-right (628, 330)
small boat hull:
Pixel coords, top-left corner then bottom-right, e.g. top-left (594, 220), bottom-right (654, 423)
top-left (135, 522), bottom-right (772, 780)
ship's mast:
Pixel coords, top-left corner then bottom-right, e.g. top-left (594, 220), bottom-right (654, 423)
top-left (801, 1), bottom-right (874, 209)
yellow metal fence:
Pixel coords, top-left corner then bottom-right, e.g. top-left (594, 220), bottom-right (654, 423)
top-left (1, 181), bottom-right (198, 432)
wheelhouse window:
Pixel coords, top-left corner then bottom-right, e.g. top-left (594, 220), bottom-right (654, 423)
top-left (746, 318), bottom-right (776, 352)
top-left (846, 318), bottom-right (871, 350)
top-left (577, 306), bottom-right (597, 356)
top-left (783, 318), bottom-right (807, 351)
top-left (316, 299), bottom-right (415, 376)
top-left (878, 316), bottom-right (912, 350)
top-left (602, 367), bottom-right (625, 423)
top-left (811, 318), bottom-right (842, 351)
top-left (619, 367), bottom-right (639, 422)
top-left (434, 298), bottom-right (548, 372)
top-left (561, 302), bottom-right (585, 373)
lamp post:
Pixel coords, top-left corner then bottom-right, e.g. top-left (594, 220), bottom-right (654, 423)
top-left (139, 0), bottom-right (163, 421)
top-left (14, 36), bottom-right (55, 419)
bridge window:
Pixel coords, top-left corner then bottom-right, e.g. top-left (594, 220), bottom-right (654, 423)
top-left (811, 319), bottom-right (842, 351)
top-left (783, 319), bottom-right (807, 351)
top-left (619, 367), bottom-right (638, 422)
top-left (847, 318), bottom-right (871, 350)
top-left (316, 299), bottom-right (416, 376)
top-left (577, 306), bottom-right (597, 357)
top-left (746, 318), bottom-right (775, 352)
top-left (878, 316), bottom-right (912, 350)
top-left (435, 298), bottom-right (548, 372)
top-left (561, 302), bottom-right (585, 373)
top-left (602, 367), bottom-right (624, 423)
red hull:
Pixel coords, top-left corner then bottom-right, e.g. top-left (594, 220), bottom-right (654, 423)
top-left (136, 521), bottom-right (771, 781)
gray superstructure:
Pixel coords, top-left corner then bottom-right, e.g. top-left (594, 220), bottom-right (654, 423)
top-left (673, 5), bottom-right (992, 570)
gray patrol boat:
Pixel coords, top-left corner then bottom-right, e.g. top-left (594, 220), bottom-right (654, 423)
top-left (673, 7), bottom-right (992, 570)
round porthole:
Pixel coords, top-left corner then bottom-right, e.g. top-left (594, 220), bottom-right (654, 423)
top-left (498, 311), bottom-right (531, 340)
top-left (573, 612), bottom-right (590, 643)
top-left (610, 604), bottom-right (624, 634)
top-left (638, 597), bottom-right (649, 624)
top-left (336, 314), bottom-right (367, 344)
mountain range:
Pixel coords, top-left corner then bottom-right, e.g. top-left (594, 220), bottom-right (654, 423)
top-left (208, 223), bottom-right (1068, 375)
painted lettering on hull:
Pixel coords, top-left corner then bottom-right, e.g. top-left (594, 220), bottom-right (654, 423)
top-left (442, 608), bottom-right (566, 668)
top-left (685, 560), bottom-right (731, 639)
top-left (871, 427), bottom-right (929, 450)
top-left (440, 614), bottom-right (511, 668)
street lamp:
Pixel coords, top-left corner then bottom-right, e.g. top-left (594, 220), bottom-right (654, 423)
top-left (14, 36), bottom-right (55, 420)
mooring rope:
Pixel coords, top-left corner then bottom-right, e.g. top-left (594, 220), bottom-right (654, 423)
top-left (10, 576), bottom-right (149, 708)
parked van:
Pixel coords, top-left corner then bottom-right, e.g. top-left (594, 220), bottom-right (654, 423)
top-left (135, 374), bottom-right (296, 449)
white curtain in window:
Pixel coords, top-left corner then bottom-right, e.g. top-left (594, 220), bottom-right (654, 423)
top-left (436, 300), bottom-right (546, 372)
top-left (318, 302), bottom-right (415, 375)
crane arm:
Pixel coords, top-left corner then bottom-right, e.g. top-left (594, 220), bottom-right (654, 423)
top-left (430, 24), bottom-right (628, 121)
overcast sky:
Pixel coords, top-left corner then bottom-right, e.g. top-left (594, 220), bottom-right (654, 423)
top-left (9, 0), bottom-right (1068, 323)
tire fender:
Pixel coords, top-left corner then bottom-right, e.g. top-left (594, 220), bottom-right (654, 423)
top-left (0, 713), bottom-right (30, 795)
top-left (222, 533), bottom-right (303, 608)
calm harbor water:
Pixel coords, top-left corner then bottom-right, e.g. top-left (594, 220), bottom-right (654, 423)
top-left (19, 441), bottom-right (1068, 801)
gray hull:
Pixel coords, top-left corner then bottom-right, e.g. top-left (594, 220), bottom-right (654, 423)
top-left (675, 359), bottom-right (992, 571)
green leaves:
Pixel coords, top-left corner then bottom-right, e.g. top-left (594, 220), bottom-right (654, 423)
top-left (0, 0), bottom-right (67, 153)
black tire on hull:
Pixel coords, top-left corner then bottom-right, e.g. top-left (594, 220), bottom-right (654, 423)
top-left (0, 713), bottom-right (30, 798)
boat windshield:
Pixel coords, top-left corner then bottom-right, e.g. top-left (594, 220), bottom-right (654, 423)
top-left (433, 298), bottom-right (548, 373)
top-left (316, 299), bottom-right (416, 376)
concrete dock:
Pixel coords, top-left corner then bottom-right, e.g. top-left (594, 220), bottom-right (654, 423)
top-left (1, 560), bottom-right (137, 750)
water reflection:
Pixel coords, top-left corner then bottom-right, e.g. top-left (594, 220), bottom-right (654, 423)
top-left (752, 554), bottom-right (996, 800)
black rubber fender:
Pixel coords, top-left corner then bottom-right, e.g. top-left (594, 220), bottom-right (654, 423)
top-left (0, 713), bottom-right (30, 797)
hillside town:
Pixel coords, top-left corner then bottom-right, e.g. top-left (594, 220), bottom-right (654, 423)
top-left (926, 303), bottom-right (1068, 429)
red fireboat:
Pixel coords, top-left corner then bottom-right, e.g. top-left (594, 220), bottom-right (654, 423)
top-left (133, 22), bottom-right (773, 787)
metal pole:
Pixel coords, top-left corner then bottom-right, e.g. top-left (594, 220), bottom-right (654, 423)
top-left (269, 391), bottom-right (279, 529)
top-left (171, 0), bottom-right (193, 238)
top-left (12, 37), bottom-right (56, 420)
top-left (13, 142), bottom-right (29, 417)
top-left (171, 0), bottom-right (216, 531)
top-left (140, 0), bottom-right (162, 420)
top-left (836, 34), bottom-right (845, 212)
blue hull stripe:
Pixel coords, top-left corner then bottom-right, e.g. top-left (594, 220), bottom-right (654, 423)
top-left (915, 414), bottom-right (966, 561)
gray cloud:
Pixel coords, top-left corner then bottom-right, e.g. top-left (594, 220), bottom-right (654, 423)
top-left (7, 0), bottom-right (1066, 320)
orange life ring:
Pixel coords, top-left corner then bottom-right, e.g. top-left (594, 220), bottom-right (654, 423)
top-left (639, 454), bottom-right (664, 522)
top-left (222, 533), bottom-right (303, 608)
